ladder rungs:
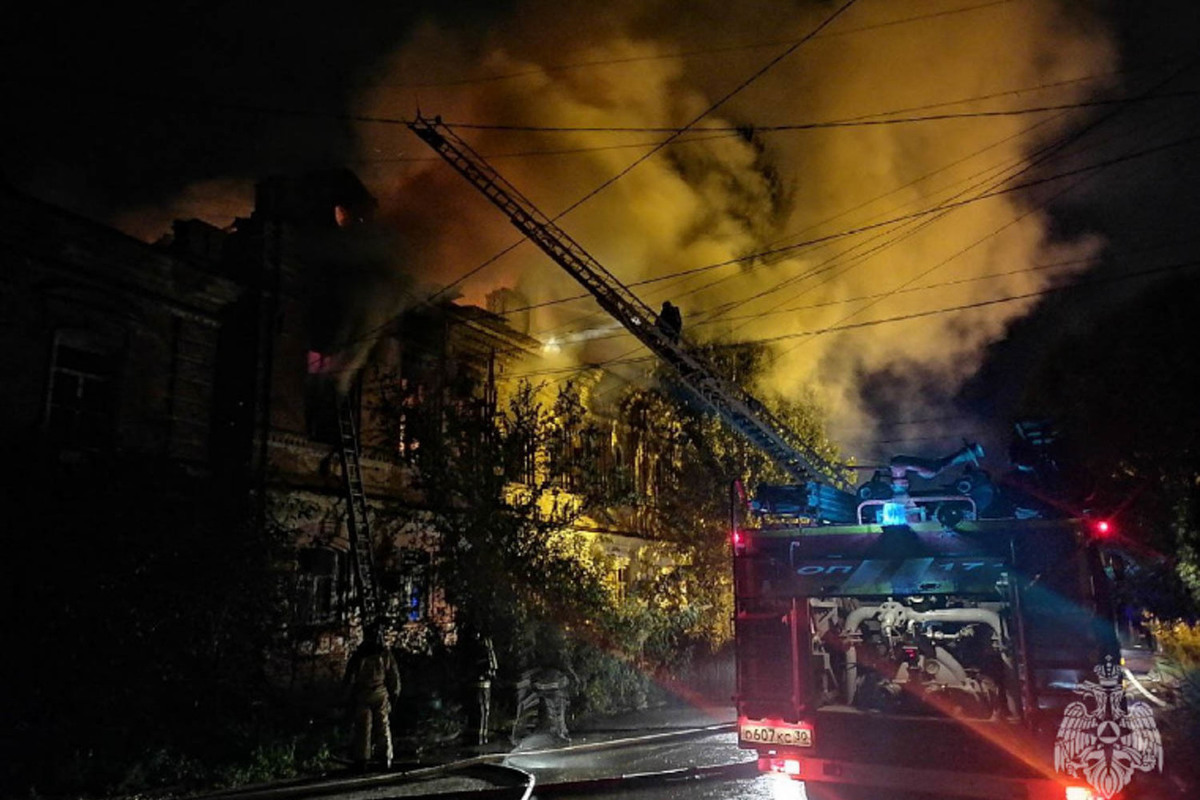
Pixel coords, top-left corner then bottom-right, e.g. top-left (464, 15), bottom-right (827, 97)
top-left (336, 395), bottom-right (380, 621)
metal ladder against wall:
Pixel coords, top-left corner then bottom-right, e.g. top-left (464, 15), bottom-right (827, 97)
top-left (336, 393), bottom-right (380, 623)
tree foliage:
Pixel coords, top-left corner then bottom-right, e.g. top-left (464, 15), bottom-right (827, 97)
top-left (1019, 273), bottom-right (1200, 616)
top-left (602, 339), bottom-right (843, 652)
top-left (371, 371), bottom-right (617, 670)
top-left (367, 336), bottom-right (842, 705)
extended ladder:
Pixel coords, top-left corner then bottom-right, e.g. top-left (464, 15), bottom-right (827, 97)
top-left (407, 115), bottom-right (846, 490)
top-left (336, 394), bottom-right (380, 623)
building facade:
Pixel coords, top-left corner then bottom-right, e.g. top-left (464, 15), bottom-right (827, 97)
top-left (0, 182), bottom-right (241, 465)
top-left (2, 170), bottom-right (680, 699)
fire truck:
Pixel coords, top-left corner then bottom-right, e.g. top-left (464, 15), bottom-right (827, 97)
top-left (734, 445), bottom-right (1125, 800)
top-left (407, 117), bottom-right (1137, 800)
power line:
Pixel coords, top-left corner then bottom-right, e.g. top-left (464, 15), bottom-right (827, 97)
top-left (505, 105), bottom-right (1072, 319)
top-left (439, 91), bottom-right (1200, 134)
top-left (506, 96), bottom-right (1197, 328)
top-left (400, 91), bottom-right (1158, 362)
top-left (425, 0), bottom-right (863, 301)
top-left (688, 141), bottom-right (1053, 330)
top-left (528, 122), bottom-right (1200, 393)
top-left (332, 116), bottom-right (1197, 380)
top-left (329, 119), bottom-right (1200, 375)
top-left (459, 61), bottom-right (1198, 345)
top-left (170, 39), bottom-right (1189, 383)
top-left (303, 1), bottom-right (866, 372)
top-left (523, 129), bottom-right (1200, 328)
top-left (499, 256), bottom-right (1200, 381)
top-left (239, 2), bottom-right (873, 371)
top-left (360, 132), bottom-right (741, 163)
top-left (540, 256), bottom-right (1092, 346)
top-left (604, 58), bottom-right (1200, 337)
top-left (635, 58), bottom-right (1196, 365)
top-left (51, 60), bottom-right (1181, 141)
top-left (699, 257), bottom-right (1200, 347)
top-left (73, 67), bottom-right (1166, 175)
top-left (45, 52), bottom-right (1188, 355)
top-left (365, 0), bottom-right (1016, 90)
top-left (721, 236), bottom-right (1199, 325)
top-left (753, 60), bottom-right (1200, 362)
top-left (472, 63), bottom-right (1200, 394)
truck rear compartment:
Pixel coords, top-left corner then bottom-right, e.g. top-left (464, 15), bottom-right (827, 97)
top-left (808, 594), bottom-right (1019, 722)
top-left (737, 591), bottom-right (1054, 781)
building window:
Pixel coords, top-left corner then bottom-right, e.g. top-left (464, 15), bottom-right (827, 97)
top-left (614, 566), bottom-right (628, 603)
top-left (394, 379), bottom-right (423, 460)
top-left (387, 548), bottom-right (430, 622)
top-left (295, 547), bottom-right (344, 625)
top-left (45, 330), bottom-right (117, 447)
top-left (305, 351), bottom-right (342, 444)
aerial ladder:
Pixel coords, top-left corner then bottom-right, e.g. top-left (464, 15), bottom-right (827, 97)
top-left (407, 115), bottom-right (856, 520)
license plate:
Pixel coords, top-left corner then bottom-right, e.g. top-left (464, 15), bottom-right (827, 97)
top-left (739, 722), bottom-right (813, 747)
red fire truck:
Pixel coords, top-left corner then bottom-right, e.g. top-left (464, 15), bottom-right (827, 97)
top-left (733, 458), bottom-right (1123, 800)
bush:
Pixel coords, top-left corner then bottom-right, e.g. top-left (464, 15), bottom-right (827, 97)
top-left (1145, 618), bottom-right (1200, 795)
top-left (572, 645), bottom-right (654, 717)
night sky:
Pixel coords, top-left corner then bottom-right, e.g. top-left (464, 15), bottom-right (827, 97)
top-left (4, 0), bottom-right (1199, 467)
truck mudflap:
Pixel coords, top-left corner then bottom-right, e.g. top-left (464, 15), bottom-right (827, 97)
top-left (754, 753), bottom-right (1100, 800)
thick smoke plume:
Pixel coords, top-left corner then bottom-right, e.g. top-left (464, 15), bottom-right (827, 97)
top-left (348, 0), bottom-right (1117, 462)
top-left (105, 1), bottom-right (1100, 464)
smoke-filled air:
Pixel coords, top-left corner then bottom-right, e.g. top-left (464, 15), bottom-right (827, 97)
top-left (346, 0), bottom-right (1116, 461)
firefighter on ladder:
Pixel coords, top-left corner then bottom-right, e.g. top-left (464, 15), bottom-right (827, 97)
top-left (657, 301), bottom-right (682, 342)
top-left (344, 623), bottom-right (402, 771)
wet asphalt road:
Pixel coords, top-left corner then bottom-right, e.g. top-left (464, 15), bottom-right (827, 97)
top-left (346, 718), bottom-right (944, 800)
top-left (504, 728), bottom-right (1051, 800)
top-left (509, 729), bottom-right (839, 800)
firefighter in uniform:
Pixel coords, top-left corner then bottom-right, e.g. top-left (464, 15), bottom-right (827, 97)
top-left (344, 624), bottom-right (402, 771)
top-left (657, 301), bottom-right (682, 341)
top-left (465, 629), bottom-right (498, 745)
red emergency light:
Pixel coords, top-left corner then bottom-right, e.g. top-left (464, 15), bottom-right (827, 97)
top-left (1090, 519), bottom-right (1114, 539)
top-left (732, 529), bottom-right (746, 550)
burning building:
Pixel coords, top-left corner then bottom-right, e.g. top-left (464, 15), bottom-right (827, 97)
top-left (0, 164), bottom-right (700, 703)
top-left (172, 168), bottom-right (680, 690)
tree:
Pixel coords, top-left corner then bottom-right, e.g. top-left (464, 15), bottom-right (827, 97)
top-left (366, 335), bottom-right (843, 709)
top-left (600, 339), bottom-right (844, 656)
top-left (370, 368), bottom-right (616, 675)
top-left (1018, 273), bottom-right (1200, 617)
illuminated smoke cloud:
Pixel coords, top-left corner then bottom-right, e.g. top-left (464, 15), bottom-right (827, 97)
top-left (68, 0), bottom-right (1123, 469)
top-left (365, 0), bottom-right (1115, 459)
